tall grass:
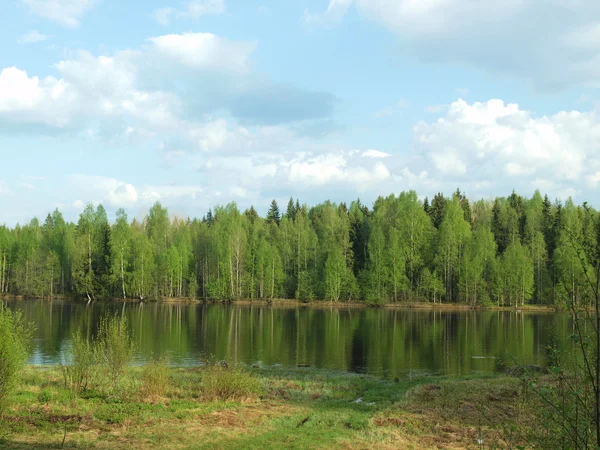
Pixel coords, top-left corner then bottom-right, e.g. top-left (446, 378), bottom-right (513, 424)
top-left (0, 303), bottom-right (32, 414)
top-left (200, 361), bottom-right (261, 401)
top-left (139, 357), bottom-right (170, 399)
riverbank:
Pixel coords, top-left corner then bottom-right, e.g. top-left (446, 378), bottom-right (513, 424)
top-left (1, 294), bottom-right (559, 312)
top-left (0, 365), bottom-right (543, 449)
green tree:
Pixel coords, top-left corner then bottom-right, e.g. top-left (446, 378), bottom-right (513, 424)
top-left (111, 209), bottom-right (131, 299)
top-left (267, 200), bottom-right (281, 226)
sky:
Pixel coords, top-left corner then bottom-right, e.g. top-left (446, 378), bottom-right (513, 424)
top-left (2, 0), bottom-right (600, 225)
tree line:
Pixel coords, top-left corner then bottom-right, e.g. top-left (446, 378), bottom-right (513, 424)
top-left (0, 189), bottom-right (597, 306)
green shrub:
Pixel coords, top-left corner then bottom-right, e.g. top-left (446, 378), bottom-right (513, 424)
top-left (139, 357), bottom-right (170, 399)
top-left (0, 304), bottom-right (33, 414)
top-left (95, 313), bottom-right (135, 388)
top-left (200, 361), bottom-right (261, 401)
top-left (37, 389), bottom-right (52, 404)
top-left (61, 330), bottom-right (97, 393)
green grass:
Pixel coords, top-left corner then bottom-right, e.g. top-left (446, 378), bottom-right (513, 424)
top-left (0, 365), bottom-right (543, 449)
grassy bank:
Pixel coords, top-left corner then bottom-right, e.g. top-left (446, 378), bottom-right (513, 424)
top-left (2, 294), bottom-right (559, 313)
top-left (0, 365), bottom-right (546, 449)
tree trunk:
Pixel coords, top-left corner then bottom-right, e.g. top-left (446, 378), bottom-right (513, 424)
top-left (121, 248), bottom-right (126, 299)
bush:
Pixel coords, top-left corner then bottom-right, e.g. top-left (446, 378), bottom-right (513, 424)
top-left (37, 389), bottom-right (52, 404)
top-left (139, 357), bottom-right (170, 399)
top-left (200, 361), bottom-right (261, 401)
top-left (0, 304), bottom-right (33, 414)
top-left (61, 330), bottom-right (97, 392)
top-left (95, 313), bottom-right (135, 388)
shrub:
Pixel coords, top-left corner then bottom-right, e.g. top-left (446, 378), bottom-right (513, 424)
top-left (139, 357), bottom-right (170, 399)
top-left (61, 330), bottom-right (97, 392)
top-left (95, 313), bottom-right (135, 388)
top-left (0, 304), bottom-right (33, 414)
top-left (200, 361), bottom-right (261, 401)
top-left (37, 389), bottom-right (52, 404)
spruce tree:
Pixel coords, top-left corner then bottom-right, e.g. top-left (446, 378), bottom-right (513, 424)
top-left (423, 197), bottom-right (430, 215)
top-left (286, 197), bottom-right (296, 221)
top-left (244, 206), bottom-right (259, 224)
top-left (430, 193), bottom-right (447, 228)
top-left (267, 200), bottom-right (281, 226)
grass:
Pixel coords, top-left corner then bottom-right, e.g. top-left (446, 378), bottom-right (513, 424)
top-left (0, 365), bottom-right (544, 449)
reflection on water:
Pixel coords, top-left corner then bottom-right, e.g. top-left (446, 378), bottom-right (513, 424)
top-left (5, 299), bottom-right (570, 377)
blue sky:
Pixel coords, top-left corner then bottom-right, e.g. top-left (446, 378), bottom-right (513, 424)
top-left (1, 0), bottom-right (600, 225)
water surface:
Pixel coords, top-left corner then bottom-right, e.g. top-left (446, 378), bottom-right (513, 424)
top-left (6, 299), bottom-right (570, 377)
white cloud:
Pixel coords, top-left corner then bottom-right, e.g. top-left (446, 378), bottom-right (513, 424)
top-left (148, 33), bottom-right (255, 74)
top-left (413, 98), bottom-right (600, 200)
top-left (362, 149), bottom-right (390, 158)
top-left (106, 184), bottom-right (138, 208)
top-left (18, 30), bottom-right (48, 44)
top-left (153, 0), bottom-right (225, 26)
top-left (430, 152), bottom-right (467, 176)
top-left (286, 152), bottom-right (390, 187)
top-left (0, 31), bottom-right (335, 140)
top-left (20, 0), bottom-right (97, 27)
top-left (140, 185), bottom-right (204, 202)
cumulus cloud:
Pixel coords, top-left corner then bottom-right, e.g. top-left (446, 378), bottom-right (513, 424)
top-left (412, 98), bottom-right (600, 200)
top-left (153, 0), bottom-right (225, 26)
top-left (18, 30), bottom-right (48, 44)
top-left (20, 0), bottom-right (97, 27)
top-left (286, 153), bottom-right (390, 187)
top-left (0, 32), bottom-right (335, 137)
top-left (306, 0), bottom-right (600, 89)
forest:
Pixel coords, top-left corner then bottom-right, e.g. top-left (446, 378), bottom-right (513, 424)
top-left (0, 189), bottom-right (597, 307)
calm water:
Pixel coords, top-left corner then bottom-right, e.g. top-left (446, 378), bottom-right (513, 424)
top-left (5, 299), bottom-right (570, 377)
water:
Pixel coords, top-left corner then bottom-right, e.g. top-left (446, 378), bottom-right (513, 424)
top-left (5, 299), bottom-right (570, 377)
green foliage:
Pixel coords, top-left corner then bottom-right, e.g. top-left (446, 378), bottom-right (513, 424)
top-left (95, 313), bottom-right (135, 388)
top-left (37, 389), bottom-right (51, 403)
top-left (200, 361), bottom-right (261, 401)
top-left (0, 303), bottom-right (32, 414)
top-left (61, 330), bottom-right (97, 393)
top-left (0, 191), bottom-right (597, 307)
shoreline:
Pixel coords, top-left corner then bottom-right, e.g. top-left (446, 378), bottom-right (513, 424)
top-left (0, 293), bottom-right (560, 312)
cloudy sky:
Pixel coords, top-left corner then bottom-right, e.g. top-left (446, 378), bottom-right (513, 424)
top-left (2, 0), bottom-right (600, 225)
